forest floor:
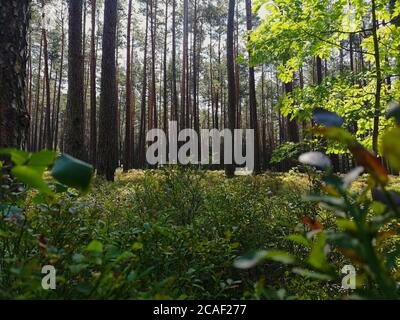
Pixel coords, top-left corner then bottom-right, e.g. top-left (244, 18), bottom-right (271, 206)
top-left (3, 168), bottom-right (400, 299)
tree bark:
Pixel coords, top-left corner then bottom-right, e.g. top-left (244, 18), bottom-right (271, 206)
top-left (371, 0), bottom-right (382, 155)
top-left (124, 0), bottom-right (133, 171)
top-left (138, 1), bottom-right (149, 168)
top-left (163, 0), bottom-right (169, 134)
top-left (97, 0), bottom-right (118, 181)
top-left (41, 1), bottom-right (53, 150)
top-left (225, 0), bottom-right (236, 177)
top-left (54, 5), bottom-right (65, 151)
top-left (89, 0), bottom-right (97, 165)
top-left (245, 0), bottom-right (260, 174)
top-left (285, 81), bottom-right (299, 143)
top-left (0, 0), bottom-right (31, 149)
top-left (65, 0), bottom-right (85, 159)
top-left (193, 0), bottom-right (200, 138)
top-left (171, 0), bottom-right (178, 125)
top-left (180, 0), bottom-right (189, 130)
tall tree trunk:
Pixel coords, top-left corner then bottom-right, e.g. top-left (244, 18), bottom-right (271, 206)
top-left (226, 0), bottom-right (236, 177)
top-left (33, 35), bottom-right (43, 151)
top-left (54, 5), bottom-right (65, 151)
top-left (163, 0), bottom-right (169, 134)
top-left (285, 82), bottom-right (299, 143)
top-left (27, 33), bottom-right (33, 150)
top-left (41, 1), bottom-right (52, 150)
top-left (209, 26), bottom-right (215, 129)
top-left (235, 0), bottom-right (241, 129)
top-left (171, 0), bottom-right (178, 124)
top-left (0, 0), bottom-right (31, 149)
top-left (65, 0), bottom-right (85, 159)
top-left (82, 0), bottom-right (88, 113)
top-left (316, 56), bottom-right (323, 85)
top-left (130, 18), bottom-right (136, 168)
top-left (89, 0), bottom-right (97, 165)
top-left (371, 0), bottom-right (382, 155)
top-left (193, 0), bottom-right (199, 139)
top-left (38, 73), bottom-right (46, 150)
top-left (180, 0), bottom-right (189, 130)
top-left (216, 33), bottom-right (221, 130)
top-left (97, 0), bottom-right (118, 181)
top-left (149, 0), bottom-right (158, 130)
top-left (138, 1), bottom-right (149, 168)
top-left (245, 0), bottom-right (260, 174)
top-left (124, 0), bottom-right (133, 171)
top-left (261, 65), bottom-right (268, 170)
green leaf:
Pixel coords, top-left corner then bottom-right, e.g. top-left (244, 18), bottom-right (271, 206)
top-left (265, 250), bottom-right (296, 264)
top-left (292, 268), bottom-right (332, 281)
top-left (11, 166), bottom-right (52, 194)
top-left (51, 154), bottom-right (94, 192)
top-left (69, 264), bottom-right (89, 274)
top-left (86, 240), bottom-right (103, 253)
top-left (0, 149), bottom-right (30, 165)
top-left (304, 194), bottom-right (344, 207)
top-left (132, 242), bottom-right (143, 250)
top-left (314, 127), bottom-right (357, 147)
top-left (381, 127), bottom-right (400, 171)
top-left (336, 219), bottom-right (357, 233)
top-left (51, 182), bottom-right (69, 193)
top-left (234, 250), bottom-right (296, 269)
top-left (326, 232), bottom-right (362, 253)
top-left (234, 251), bottom-right (268, 269)
top-left (287, 234), bottom-right (311, 247)
top-left (307, 232), bottom-right (329, 271)
top-left (28, 150), bottom-right (57, 167)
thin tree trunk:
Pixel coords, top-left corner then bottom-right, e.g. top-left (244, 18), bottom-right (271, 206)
top-left (33, 35), bottom-right (43, 151)
top-left (245, 0), bottom-right (260, 174)
top-left (163, 0), bottom-right (169, 134)
top-left (138, 1), bottom-right (149, 168)
top-left (180, 0), bottom-right (189, 130)
top-left (226, 0), bottom-right (236, 177)
top-left (150, 0), bottom-right (157, 130)
top-left (193, 0), bottom-right (199, 139)
top-left (124, 0), bottom-right (133, 171)
top-left (371, 0), bottom-right (382, 155)
top-left (171, 0), bottom-right (178, 124)
top-left (41, 1), bottom-right (53, 150)
top-left (54, 5), bottom-right (65, 151)
top-left (89, 0), bottom-right (97, 165)
top-left (27, 32), bottom-right (33, 150)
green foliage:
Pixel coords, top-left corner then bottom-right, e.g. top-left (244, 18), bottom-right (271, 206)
top-left (1, 158), bottom-right (335, 299)
top-left (236, 110), bottom-right (400, 299)
top-left (270, 140), bottom-right (319, 165)
top-left (51, 154), bottom-right (93, 193)
top-left (251, 0), bottom-right (400, 155)
top-left (0, 149), bottom-right (94, 195)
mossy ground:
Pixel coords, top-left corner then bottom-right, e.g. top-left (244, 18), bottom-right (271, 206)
top-left (1, 168), bottom-right (399, 299)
